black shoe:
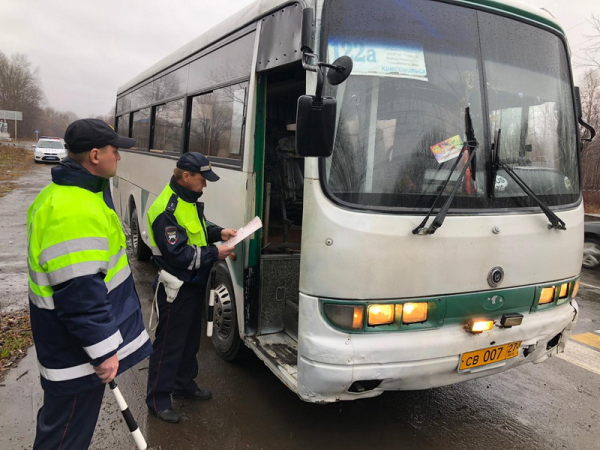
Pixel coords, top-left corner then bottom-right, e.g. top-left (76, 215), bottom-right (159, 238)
top-left (150, 407), bottom-right (180, 423)
top-left (172, 388), bottom-right (212, 401)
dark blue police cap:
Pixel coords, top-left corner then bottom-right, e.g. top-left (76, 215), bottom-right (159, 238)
top-left (64, 118), bottom-right (136, 153)
top-left (176, 152), bottom-right (220, 181)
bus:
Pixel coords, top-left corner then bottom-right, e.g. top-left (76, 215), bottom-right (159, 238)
top-left (113, 0), bottom-right (591, 403)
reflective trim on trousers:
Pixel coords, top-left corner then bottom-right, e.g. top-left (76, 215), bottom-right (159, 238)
top-left (38, 328), bottom-right (151, 382)
top-left (83, 330), bottom-right (123, 360)
top-left (39, 237), bottom-right (109, 266)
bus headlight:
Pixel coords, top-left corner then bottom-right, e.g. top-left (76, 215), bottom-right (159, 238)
top-left (571, 280), bottom-right (579, 299)
top-left (367, 304), bottom-right (395, 326)
top-left (539, 287), bottom-right (555, 304)
top-left (323, 304), bottom-right (364, 331)
top-left (402, 302), bottom-right (428, 324)
top-left (558, 283), bottom-right (569, 299)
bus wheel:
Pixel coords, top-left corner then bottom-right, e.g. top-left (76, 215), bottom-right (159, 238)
top-left (130, 208), bottom-right (152, 261)
top-left (211, 263), bottom-right (242, 361)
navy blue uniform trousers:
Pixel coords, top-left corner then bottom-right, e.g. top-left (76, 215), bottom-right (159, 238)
top-left (146, 279), bottom-right (204, 413)
top-left (33, 383), bottom-right (105, 449)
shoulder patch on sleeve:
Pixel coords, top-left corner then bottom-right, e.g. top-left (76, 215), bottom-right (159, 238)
top-left (165, 226), bottom-right (178, 245)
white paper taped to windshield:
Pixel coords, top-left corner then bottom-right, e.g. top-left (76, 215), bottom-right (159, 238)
top-left (225, 216), bottom-right (262, 247)
top-left (328, 40), bottom-right (427, 81)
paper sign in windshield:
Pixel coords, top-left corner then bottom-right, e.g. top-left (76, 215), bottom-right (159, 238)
top-left (328, 40), bottom-right (427, 81)
top-left (430, 135), bottom-right (464, 164)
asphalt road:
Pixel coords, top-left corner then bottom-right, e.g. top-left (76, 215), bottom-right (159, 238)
top-left (0, 163), bottom-right (598, 450)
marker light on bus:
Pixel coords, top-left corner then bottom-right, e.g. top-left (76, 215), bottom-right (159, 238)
top-left (323, 304), bottom-right (364, 330)
top-left (558, 283), bottom-right (569, 299)
top-left (539, 287), bottom-right (555, 304)
top-left (402, 302), bottom-right (428, 324)
top-left (367, 304), bottom-right (395, 326)
top-left (468, 319), bottom-right (495, 333)
top-left (572, 280), bottom-right (580, 299)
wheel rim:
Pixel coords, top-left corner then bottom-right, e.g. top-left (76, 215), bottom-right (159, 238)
top-left (583, 241), bottom-right (600, 268)
top-left (213, 283), bottom-right (234, 339)
top-left (131, 216), bottom-right (139, 253)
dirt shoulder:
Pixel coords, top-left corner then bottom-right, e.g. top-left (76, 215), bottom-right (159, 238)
top-left (0, 146), bottom-right (49, 381)
top-left (0, 144), bottom-right (37, 198)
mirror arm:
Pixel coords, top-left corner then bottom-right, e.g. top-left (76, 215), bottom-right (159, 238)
top-left (315, 66), bottom-right (325, 101)
top-left (579, 118), bottom-right (596, 143)
top-left (302, 52), bottom-right (319, 72)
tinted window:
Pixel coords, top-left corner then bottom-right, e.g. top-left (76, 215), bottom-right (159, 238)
top-left (132, 108), bottom-right (151, 150)
top-left (116, 93), bottom-right (131, 114)
top-left (131, 82), bottom-right (155, 110)
top-left (189, 82), bottom-right (247, 160)
top-left (153, 99), bottom-right (185, 154)
top-left (187, 32), bottom-right (255, 93)
top-left (116, 114), bottom-right (130, 137)
top-left (155, 66), bottom-right (189, 102)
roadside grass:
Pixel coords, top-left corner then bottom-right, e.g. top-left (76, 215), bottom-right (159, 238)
top-left (0, 144), bottom-right (36, 198)
top-left (0, 144), bottom-right (37, 380)
top-left (0, 311), bottom-right (33, 382)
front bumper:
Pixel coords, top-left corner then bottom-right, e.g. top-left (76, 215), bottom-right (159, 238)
top-left (296, 293), bottom-right (578, 403)
top-left (34, 152), bottom-right (66, 162)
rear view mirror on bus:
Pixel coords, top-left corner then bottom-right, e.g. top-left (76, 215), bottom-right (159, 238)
top-left (296, 95), bottom-right (336, 157)
top-left (296, 56), bottom-right (353, 157)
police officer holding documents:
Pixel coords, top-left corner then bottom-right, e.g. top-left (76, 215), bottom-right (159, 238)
top-left (146, 152), bottom-right (236, 423)
top-left (27, 119), bottom-right (153, 448)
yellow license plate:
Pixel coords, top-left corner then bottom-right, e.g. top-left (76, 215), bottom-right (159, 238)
top-left (459, 341), bottom-right (521, 371)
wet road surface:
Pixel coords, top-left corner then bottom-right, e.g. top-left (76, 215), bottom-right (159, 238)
top-left (0, 163), bottom-right (598, 449)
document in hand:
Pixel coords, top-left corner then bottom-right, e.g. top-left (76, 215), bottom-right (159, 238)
top-left (225, 216), bottom-right (263, 247)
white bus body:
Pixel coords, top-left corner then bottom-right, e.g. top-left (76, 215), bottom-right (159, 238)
top-left (113, 0), bottom-right (582, 403)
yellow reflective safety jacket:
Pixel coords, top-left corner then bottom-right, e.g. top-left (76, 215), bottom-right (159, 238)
top-left (147, 177), bottom-right (222, 284)
top-left (27, 159), bottom-right (152, 395)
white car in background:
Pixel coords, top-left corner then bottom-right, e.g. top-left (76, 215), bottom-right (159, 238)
top-left (33, 137), bottom-right (67, 163)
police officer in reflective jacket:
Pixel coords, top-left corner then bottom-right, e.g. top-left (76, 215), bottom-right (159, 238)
top-left (146, 152), bottom-right (236, 423)
top-left (27, 119), bottom-right (153, 449)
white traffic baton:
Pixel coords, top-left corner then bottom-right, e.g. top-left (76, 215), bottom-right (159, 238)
top-left (207, 269), bottom-right (215, 337)
top-left (109, 380), bottom-right (147, 450)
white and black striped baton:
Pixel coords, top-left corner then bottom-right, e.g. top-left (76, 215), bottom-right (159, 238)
top-left (109, 380), bottom-right (148, 450)
top-left (207, 269), bottom-right (216, 337)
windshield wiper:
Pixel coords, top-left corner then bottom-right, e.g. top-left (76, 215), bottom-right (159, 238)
top-left (491, 128), bottom-right (566, 231)
top-left (413, 107), bottom-right (478, 235)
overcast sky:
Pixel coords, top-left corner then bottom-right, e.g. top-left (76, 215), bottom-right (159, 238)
top-left (1, 0), bottom-right (598, 118)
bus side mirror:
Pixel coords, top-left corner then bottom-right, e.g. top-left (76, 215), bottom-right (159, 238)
top-left (296, 56), bottom-right (353, 157)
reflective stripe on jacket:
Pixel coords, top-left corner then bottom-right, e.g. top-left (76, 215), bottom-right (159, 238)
top-left (27, 159), bottom-right (152, 395)
top-left (147, 179), bottom-right (222, 283)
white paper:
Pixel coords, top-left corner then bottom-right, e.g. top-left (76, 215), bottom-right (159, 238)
top-left (224, 216), bottom-right (262, 247)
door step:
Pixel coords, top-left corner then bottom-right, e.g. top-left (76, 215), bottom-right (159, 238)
top-left (246, 332), bottom-right (298, 393)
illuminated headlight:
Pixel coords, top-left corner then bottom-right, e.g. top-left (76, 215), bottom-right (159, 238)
top-left (367, 304), bottom-right (395, 326)
top-left (558, 283), bottom-right (569, 299)
top-left (571, 280), bottom-right (579, 299)
top-left (323, 304), bottom-right (364, 330)
top-left (467, 319), bottom-right (495, 333)
top-left (402, 302), bottom-right (428, 324)
top-left (539, 287), bottom-right (555, 304)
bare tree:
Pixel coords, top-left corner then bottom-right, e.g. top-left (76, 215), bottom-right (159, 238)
top-left (579, 15), bottom-right (600, 70)
top-left (0, 52), bottom-right (44, 138)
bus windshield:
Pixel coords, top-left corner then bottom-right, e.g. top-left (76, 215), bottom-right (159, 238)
top-left (322, 0), bottom-right (579, 211)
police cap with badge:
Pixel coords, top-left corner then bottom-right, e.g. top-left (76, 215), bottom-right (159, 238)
top-left (176, 152), bottom-right (220, 181)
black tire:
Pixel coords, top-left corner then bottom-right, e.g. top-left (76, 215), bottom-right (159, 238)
top-left (211, 263), bottom-right (242, 361)
top-left (583, 237), bottom-right (600, 270)
top-left (130, 207), bottom-right (152, 261)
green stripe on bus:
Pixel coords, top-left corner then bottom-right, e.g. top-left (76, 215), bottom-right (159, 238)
top-left (249, 74), bottom-right (267, 268)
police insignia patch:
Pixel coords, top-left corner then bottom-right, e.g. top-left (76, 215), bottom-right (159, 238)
top-left (165, 226), bottom-right (178, 245)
